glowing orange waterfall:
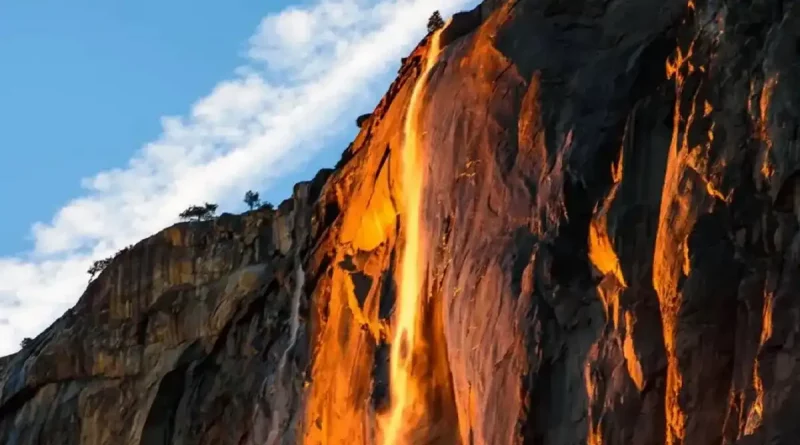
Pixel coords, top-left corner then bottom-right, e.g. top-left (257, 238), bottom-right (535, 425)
top-left (380, 26), bottom-right (446, 445)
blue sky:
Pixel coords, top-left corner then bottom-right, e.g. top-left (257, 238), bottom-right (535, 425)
top-left (0, 0), bottom-right (338, 255)
top-left (0, 0), bottom-right (476, 355)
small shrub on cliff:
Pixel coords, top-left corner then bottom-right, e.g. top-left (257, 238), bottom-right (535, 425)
top-left (203, 202), bottom-right (218, 215)
top-left (20, 337), bottom-right (33, 349)
top-left (427, 11), bottom-right (445, 33)
top-left (244, 190), bottom-right (261, 210)
top-left (260, 201), bottom-right (274, 211)
top-left (88, 257), bottom-right (113, 281)
top-left (179, 202), bottom-right (218, 221)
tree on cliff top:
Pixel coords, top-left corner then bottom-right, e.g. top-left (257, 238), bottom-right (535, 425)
top-left (179, 202), bottom-right (218, 221)
top-left (427, 11), bottom-right (444, 33)
top-left (88, 257), bottom-right (113, 281)
top-left (244, 190), bottom-right (261, 210)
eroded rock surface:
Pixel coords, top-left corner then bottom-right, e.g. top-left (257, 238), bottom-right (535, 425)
top-left (3, 0), bottom-right (800, 444)
top-left (0, 172), bottom-right (331, 445)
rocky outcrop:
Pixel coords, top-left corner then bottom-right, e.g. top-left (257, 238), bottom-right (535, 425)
top-left (356, 113), bottom-right (373, 128)
top-left (4, 0), bottom-right (800, 444)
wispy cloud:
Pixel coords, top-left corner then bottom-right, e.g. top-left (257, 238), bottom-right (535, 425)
top-left (0, 0), bottom-right (474, 356)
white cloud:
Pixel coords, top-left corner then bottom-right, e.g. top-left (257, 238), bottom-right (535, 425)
top-left (0, 0), bottom-right (475, 357)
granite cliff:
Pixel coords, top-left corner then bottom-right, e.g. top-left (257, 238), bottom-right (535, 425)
top-left (3, 0), bottom-right (800, 443)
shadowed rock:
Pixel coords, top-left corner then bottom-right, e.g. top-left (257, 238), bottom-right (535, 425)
top-left (356, 113), bottom-right (372, 128)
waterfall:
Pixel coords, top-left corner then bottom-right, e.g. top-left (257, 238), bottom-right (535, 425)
top-left (265, 253), bottom-right (305, 445)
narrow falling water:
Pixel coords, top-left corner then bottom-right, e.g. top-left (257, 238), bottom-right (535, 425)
top-left (266, 254), bottom-right (306, 445)
top-left (380, 26), bottom-right (446, 445)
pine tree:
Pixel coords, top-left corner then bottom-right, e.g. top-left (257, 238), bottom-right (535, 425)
top-left (178, 202), bottom-right (218, 221)
top-left (88, 257), bottom-right (113, 281)
top-left (244, 190), bottom-right (261, 210)
top-left (427, 11), bottom-right (445, 33)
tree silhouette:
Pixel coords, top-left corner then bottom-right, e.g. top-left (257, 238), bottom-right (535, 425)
top-left (427, 11), bottom-right (444, 33)
top-left (88, 257), bottom-right (113, 281)
top-left (203, 202), bottom-right (218, 215)
top-left (179, 202), bottom-right (218, 221)
top-left (244, 190), bottom-right (261, 210)
top-left (260, 201), bottom-right (274, 211)
top-left (20, 337), bottom-right (33, 349)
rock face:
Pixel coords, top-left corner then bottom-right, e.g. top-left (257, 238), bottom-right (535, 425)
top-left (3, 0), bottom-right (800, 444)
top-left (0, 171), bottom-right (331, 445)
